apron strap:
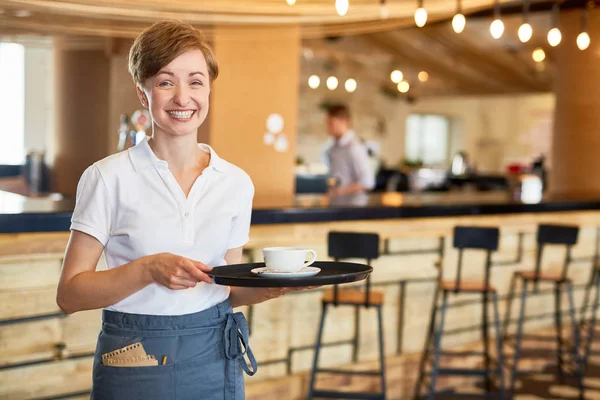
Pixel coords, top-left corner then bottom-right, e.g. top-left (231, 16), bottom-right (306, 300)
top-left (224, 311), bottom-right (258, 376)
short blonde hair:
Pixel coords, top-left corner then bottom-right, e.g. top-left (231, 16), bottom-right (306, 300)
top-left (128, 20), bottom-right (219, 86)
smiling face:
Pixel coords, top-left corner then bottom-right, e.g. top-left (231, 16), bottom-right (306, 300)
top-left (136, 49), bottom-right (210, 138)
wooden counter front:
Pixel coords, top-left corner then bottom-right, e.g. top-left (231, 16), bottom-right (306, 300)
top-left (1, 210), bottom-right (599, 399)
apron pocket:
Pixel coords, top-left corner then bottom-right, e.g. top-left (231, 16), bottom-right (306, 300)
top-left (175, 351), bottom-right (229, 400)
top-left (93, 362), bottom-right (175, 400)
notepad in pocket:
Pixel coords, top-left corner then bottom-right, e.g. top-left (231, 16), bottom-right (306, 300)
top-left (103, 354), bottom-right (159, 367)
top-left (102, 342), bottom-right (158, 367)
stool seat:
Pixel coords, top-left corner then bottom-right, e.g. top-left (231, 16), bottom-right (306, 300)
top-left (517, 271), bottom-right (569, 282)
top-left (440, 280), bottom-right (497, 293)
top-left (323, 289), bottom-right (384, 305)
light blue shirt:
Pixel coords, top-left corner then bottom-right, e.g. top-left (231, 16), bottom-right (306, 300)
top-left (326, 130), bottom-right (376, 191)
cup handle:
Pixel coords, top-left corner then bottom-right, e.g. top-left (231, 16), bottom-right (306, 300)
top-left (304, 250), bottom-right (317, 268)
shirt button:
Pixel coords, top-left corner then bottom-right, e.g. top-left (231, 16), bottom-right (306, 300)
top-left (184, 212), bottom-right (190, 217)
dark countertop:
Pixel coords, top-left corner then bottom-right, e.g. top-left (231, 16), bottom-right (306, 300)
top-left (2, 189), bottom-right (600, 234)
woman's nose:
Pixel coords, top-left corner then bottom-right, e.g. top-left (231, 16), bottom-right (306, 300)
top-left (173, 84), bottom-right (190, 106)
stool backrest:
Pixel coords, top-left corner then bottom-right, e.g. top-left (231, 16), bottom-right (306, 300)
top-left (534, 224), bottom-right (579, 280)
top-left (452, 226), bottom-right (500, 292)
top-left (328, 232), bottom-right (380, 260)
top-left (328, 231), bottom-right (379, 307)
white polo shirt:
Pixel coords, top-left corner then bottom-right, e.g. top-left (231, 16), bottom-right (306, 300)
top-left (70, 136), bottom-right (254, 315)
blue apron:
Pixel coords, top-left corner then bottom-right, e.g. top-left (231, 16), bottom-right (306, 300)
top-left (91, 299), bottom-right (257, 400)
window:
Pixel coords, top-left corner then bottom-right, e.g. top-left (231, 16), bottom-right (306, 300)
top-left (0, 43), bottom-right (25, 165)
top-left (405, 114), bottom-right (450, 166)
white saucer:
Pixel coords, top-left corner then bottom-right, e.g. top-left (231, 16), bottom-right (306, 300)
top-left (251, 266), bottom-right (321, 279)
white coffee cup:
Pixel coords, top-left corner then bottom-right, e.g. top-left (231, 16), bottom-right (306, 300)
top-left (263, 247), bottom-right (317, 273)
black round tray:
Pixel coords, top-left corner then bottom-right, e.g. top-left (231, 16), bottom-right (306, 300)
top-left (208, 261), bottom-right (372, 287)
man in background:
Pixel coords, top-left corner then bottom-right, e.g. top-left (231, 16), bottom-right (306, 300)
top-left (325, 104), bottom-right (375, 203)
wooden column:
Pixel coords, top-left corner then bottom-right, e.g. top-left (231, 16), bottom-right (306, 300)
top-left (52, 37), bottom-right (111, 196)
top-left (210, 25), bottom-right (300, 205)
top-left (52, 37), bottom-right (146, 196)
top-left (550, 8), bottom-right (600, 197)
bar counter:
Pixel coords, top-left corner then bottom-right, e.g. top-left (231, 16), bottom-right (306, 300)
top-left (2, 189), bottom-right (600, 233)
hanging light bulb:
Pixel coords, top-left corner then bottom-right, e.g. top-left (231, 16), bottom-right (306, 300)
top-left (398, 81), bottom-right (410, 93)
top-left (577, 5), bottom-right (591, 51)
top-left (547, 1), bottom-right (562, 47)
top-left (452, 0), bottom-right (466, 33)
top-left (380, 0), bottom-right (389, 19)
top-left (335, 0), bottom-right (349, 16)
top-left (326, 76), bottom-right (338, 90)
top-left (391, 70), bottom-right (403, 83)
top-left (345, 78), bottom-right (357, 93)
top-left (532, 48), bottom-right (545, 62)
top-left (518, 0), bottom-right (533, 43)
top-left (418, 71), bottom-right (429, 82)
top-left (286, 0), bottom-right (296, 5)
top-left (489, 0), bottom-right (504, 39)
top-left (452, 14), bottom-right (466, 33)
top-left (308, 75), bottom-right (320, 89)
top-left (577, 32), bottom-right (591, 50)
top-left (518, 23), bottom-right (533, 42)
top-left (547, 28), bottom-right (562, 47)
top-left (414, 0), bottom-right (427, 27)
top-left (490, 19), bottom-right (505, 39)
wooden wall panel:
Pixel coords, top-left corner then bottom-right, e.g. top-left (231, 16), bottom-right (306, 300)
top-left (0, 358), bottom-right (93, 400)
top-left (0, 287), bottom-right (60, 320)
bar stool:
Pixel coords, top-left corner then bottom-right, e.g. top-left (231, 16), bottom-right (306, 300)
top-left (307, 231), bottom-right (386, 400)
top-left (414, 226), bottom-right (505, 400)
top-left (502, 224), bottom-right (584, 399)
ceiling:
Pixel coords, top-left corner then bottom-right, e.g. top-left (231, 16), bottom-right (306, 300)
top-left (0, 1), bottom-right (595, 97)
top-left (302, 11), bottom-right (557, 97)
top-left (0, 0), bottom-right (539, 38)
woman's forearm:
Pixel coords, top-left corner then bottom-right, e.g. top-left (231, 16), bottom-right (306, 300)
top-left (57, 258), bottom-right (152, 314)
top-left (229, 287), bottom-right (256, 308)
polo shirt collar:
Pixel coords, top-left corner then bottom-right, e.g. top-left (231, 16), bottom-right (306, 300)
top-left (129, 136), bottom-right (228, 173)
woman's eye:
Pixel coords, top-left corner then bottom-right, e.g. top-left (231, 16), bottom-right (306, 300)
top-left (158, 81), bottom-right (172, 87)
top-left (191, 81), bottom-right (204, 86)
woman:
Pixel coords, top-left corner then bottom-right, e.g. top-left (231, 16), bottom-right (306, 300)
top-left (57, 20), bottom-right (300, 399)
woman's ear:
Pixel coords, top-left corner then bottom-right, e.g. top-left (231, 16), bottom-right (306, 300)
top-left (136, 86), bottom-right (149, 108)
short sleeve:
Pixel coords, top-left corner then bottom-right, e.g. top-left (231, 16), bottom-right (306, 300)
top-left (70, 165), bottom-right (112, 246)
top-left (227, 178), bottom-right (255, 249)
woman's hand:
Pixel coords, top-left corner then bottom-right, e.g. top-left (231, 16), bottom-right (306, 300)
top-left (143, 253), bottom-right (213, 290)
top-left (229, 286), bottom-right (320, 308)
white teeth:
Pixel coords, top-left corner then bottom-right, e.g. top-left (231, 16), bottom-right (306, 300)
top-left (168, 110), bottom-right (194, 119)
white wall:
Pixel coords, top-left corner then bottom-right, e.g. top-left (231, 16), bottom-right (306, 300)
top-left (23, 39), bottom-right (54, 162)
top-left (412, 93), bottom-right (555, 173)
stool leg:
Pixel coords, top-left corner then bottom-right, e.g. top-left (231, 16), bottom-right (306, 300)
top-left (509, 279), bottom-right (528, 397)
top-left (580, 268), bottom-right (597, 322)
top-left (353, 306), bottom-right (360, 363)
top-left (307, 302), bottom-right (328, 400)
top-left (413, 288), bottom-right (440, 400)
top-left (554, 281), bottom-right (565, 381)
top-left (566, 281), bottom-right (585, 400)
top-left (377, 305), bottom-right (387, 400)
top-left (583, 273), bottom-right (600, 372)
top-left (503, 274), bottom-right (518, 339)
top-left (492, 292), bottom-right (506, 400)
top-left (482, 291), bottom-right (491, 392)
top-left (427, 291), bottom-right (449, 400)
